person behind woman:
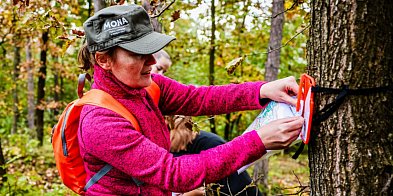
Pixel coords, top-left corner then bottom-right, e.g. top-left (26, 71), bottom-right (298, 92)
top-left (78, 5), bottom-right (303, 195)
top-left (168, 115), bottom-right (263, 196)
top-left (152, 50), bottom-right (262, 195)
top-left (152, 50), bottom-right (172, 75)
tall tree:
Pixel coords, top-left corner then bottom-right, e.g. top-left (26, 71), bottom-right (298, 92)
top-left (94, 0), bottom-right (106, 12)
top-left (208, 0), bottom-right (217, 134)
top-left (142, 0), bottom-right (163, 33)
top-left (11, 9), bottom-right (21, 134)
top-left (35, 31), bottom-right (48, 145)
top-left (12, 45), bottom-right (21, 134)
top-left (308, 0), bottom-right (393, 195)
top-left (253, 0), bottom-right (285, 190)
top-left (0, 138), bottom-right (5, 186)
top-left (26, 38), bottom-right (35, 130)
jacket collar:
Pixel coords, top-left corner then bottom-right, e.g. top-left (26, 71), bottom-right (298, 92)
top-left (92, 65), bottom-right (147, 98)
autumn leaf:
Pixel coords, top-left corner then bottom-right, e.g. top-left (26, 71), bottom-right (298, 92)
top-left (61, 38), bottom-right (76, 57)
top-left (57, 34), bottom-right (69, 40)
top-left (171, 10), bottom-right (180, 22)
top-left (72, 29), bottom-right (84, 37)
top-left (225, 57), bottom-right (244, 75)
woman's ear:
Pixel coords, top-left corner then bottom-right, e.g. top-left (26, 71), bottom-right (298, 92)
top-left (95, 52), bottom-right (111, 71)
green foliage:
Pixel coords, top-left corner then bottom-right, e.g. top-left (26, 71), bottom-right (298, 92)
top-left (0, 134), bottom-right (72, 195)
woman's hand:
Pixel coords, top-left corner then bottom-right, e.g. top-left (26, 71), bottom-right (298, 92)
top-left (260, 76), bottom-right (299, 106)
top-left (256, 116), bottom-right (304, 150)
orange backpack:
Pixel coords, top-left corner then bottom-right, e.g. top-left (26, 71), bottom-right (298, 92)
top-left (51, 74), bottom-right (160, 195)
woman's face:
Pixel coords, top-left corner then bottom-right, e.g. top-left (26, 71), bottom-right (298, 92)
top-left (104, 47), bottom-right (157, 88)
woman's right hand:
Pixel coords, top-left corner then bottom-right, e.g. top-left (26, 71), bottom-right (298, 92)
top-left (256, 116), bottom-right (304, 150)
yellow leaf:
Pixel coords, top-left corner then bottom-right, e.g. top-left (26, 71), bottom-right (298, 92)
top-left (225, 57), bottom-right (244, 75)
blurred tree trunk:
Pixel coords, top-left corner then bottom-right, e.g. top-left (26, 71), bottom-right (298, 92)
top-left (0, 138), bottom-right (5, 186)
top-left (94, 0), bottom-right (106, 12)
top-left (142, 0), bottom-right (163, 33)
top-left (253, 0), bottom-right (284, 191)
top-left (308, 0), bottom-right (393, 195)
top-left (12, 45), bottom-right (20, 134)
top-left (88, 0), bottom-right (92, 17)
top-left (26, 38), bottom-right (35, 131)
top-left (225, 0), bottom-right (250, 141)
top-left (53, 57), bottom-right (60, 117)
top-left (35, 31), bottom-right (48, 146)
top-left (264, 0), bottom-right (284, 82)
top-left (208, 0), bottom-right (216, 134)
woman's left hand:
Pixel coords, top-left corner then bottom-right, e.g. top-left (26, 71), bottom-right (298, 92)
top-left (259, 76), bottom-right (299, 106)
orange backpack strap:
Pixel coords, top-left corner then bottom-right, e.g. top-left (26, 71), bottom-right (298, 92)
top-left (75, 89), bottom-right (141, 131)
top-left (145, 80), bottom-right (160, 106)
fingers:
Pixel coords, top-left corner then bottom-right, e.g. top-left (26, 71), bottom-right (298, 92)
top-left (274, 116), bottom-right (302, 123)
top-left (281, 93), bottom-right (297, 106)
top-left (285, 116), bottom-right (304, 128)
top-left (286, 76), bottom-right (299, 95)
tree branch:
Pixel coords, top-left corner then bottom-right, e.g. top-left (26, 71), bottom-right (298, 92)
top-left (271, 0), bottom-right (301, 19)
top-left (264, 24), bottom-right (310, 54)
top-left (150, 0), bottom-right (176, 18)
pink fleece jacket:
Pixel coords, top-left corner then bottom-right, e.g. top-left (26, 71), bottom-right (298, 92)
top-left (78, 65), bottom-right (267, 195)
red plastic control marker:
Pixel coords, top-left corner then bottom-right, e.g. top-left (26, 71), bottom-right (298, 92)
top-left (296, 74), bottom-right (315, 144)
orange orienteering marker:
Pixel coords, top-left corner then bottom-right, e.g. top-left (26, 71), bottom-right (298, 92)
top-left (296, 74), bottom-right (315, 144)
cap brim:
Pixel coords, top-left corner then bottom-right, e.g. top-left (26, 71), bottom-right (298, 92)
top-left (118, 32), bottom-right (175, 55)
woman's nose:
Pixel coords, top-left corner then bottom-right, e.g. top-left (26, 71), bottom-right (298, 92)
top-left (145, 54), bottom-right (156, 66)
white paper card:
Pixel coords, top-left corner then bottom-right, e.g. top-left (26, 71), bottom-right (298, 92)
top-left (237, 100), bottom-right (304, 174)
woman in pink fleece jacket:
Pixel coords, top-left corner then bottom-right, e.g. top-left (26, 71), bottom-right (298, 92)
top-left (78, 5), bottom-right (304, 196)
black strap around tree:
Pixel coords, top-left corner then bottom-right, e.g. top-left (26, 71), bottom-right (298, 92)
top-left (292, 85), bottom-right (393, 159)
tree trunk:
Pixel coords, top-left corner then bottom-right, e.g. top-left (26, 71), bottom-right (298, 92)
top-left (35, 31), bottom-right (48, 145)
top-left (0, 138), bottom-right (6, 186)
top-left (253, 0), bottom-right (285, 190)
top-left (94, 0), bottom-right (106, 12)
top-left (53, 57), bottom-right (59, 117)
top-left (26, 38), bottom-right (35, 130)
top-left (264, 0), bottom-right (284, 82)
top-left (208, 0), bottom-right (216, 134)
top-left (12, 46), bottom-right (20, 134)
top-left (142, 0), bottom-right (163, 33)
top-left (308, 0), bottom-right (393, 195)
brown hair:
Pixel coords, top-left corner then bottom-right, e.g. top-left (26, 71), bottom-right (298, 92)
top-left (77, 44), bottom-right (117, 71)
top-left (166, 115), bottom-right (198, 153)
top-left (152, 49), bottom-right (172, 64)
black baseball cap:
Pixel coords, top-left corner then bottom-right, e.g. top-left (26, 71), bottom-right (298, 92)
top-left (83, 5), bottom-right (175, 54)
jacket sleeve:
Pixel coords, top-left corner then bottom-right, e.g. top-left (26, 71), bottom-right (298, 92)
top-left (152, 74), bottom-right (267, 116)
top-left (79, 106), bottom-right (266, 193)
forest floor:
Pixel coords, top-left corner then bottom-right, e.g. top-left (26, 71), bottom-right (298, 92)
top-left (266, 153), bottom-right (310, 195)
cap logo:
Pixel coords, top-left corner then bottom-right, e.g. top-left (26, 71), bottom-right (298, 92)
top-left (103, 17), bottom-right (129, 31)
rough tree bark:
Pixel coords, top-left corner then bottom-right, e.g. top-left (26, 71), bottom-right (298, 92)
top-left (253, 0), bottom-right (284, 190)
top-left (308, 0), bottom-right (393, 195)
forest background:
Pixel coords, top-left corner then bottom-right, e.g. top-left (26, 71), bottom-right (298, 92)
top-left (1, 0), bottom-right (317, 195)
